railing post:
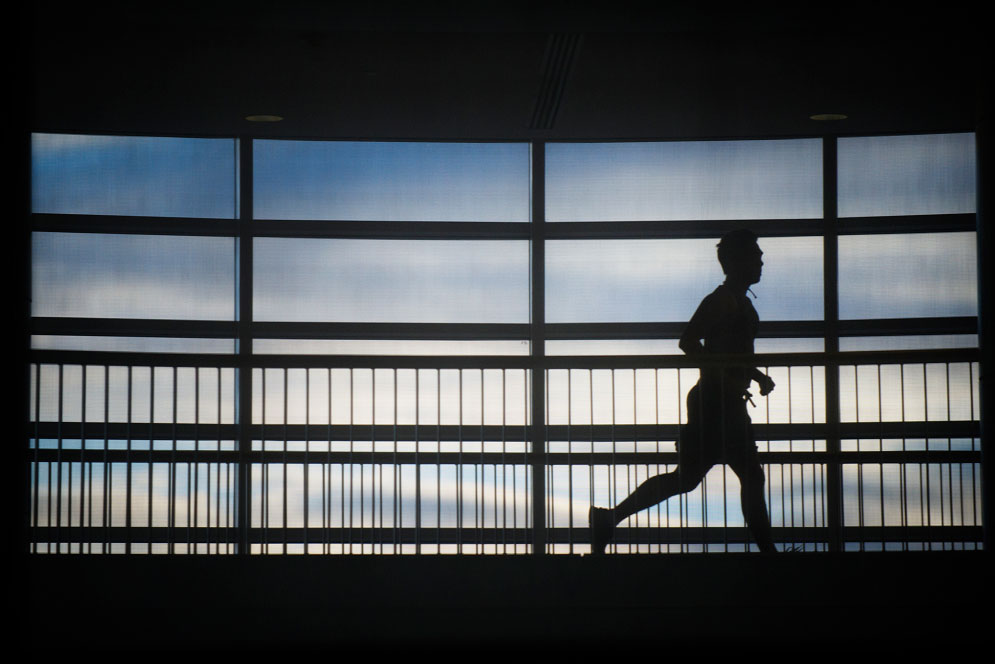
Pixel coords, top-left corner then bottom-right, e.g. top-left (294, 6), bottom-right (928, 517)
top-left (531, 142), bottom-right (547, 554)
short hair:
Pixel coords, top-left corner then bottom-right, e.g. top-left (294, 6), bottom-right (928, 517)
top-left (716, 229), bottom-right (759, 274)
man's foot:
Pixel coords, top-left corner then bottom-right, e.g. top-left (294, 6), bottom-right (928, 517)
top-left (588, 506), bottom-right (614, 555)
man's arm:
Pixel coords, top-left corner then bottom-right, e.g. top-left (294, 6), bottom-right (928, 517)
top-left (751, 368), bottom-right (775, 396)
top-left (679, 293), bottom-right (721, 356)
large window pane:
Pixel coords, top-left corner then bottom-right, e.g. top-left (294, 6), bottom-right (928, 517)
top-left (546, 236), bottom-right (823, 322)
top-left (31, 133), bottom-right (237, 218)
top-left (838, 133), bottom-right (976, 218)
top-left (838, 232), bottom-right (977, 319)
top-left (546, 139), bottom-right (822, 221)
top-left (254, 238), bottom-right (529, 323)
top-left (253, 141), bottom-right (530, 221)
top-left (32, 232), bottom-right (236, 320)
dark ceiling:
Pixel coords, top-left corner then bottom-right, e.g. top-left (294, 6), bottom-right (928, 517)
top-left (28, 2), bottom-right (987, 141)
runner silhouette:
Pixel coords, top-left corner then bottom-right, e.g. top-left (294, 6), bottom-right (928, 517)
top-left (589, 229), bottom-right (777, 554)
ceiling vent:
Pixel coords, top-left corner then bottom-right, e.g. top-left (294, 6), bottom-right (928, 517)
top-left (529, 33), bottom-right (583, 130)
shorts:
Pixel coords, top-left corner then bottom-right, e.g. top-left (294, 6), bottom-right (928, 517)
top-left (677, 382), bottom-right (758, 472)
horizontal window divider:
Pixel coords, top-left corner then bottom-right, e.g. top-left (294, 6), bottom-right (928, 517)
top-left (28, 449), bottom-right (532, 465)
top-left (31, 213), bottom-right (240, 237)
top-left (30, 318), bottom-right (976, 344)
top-left (32, 448), bottom-right (241, 464)
top-left (28, 527), bottom-right (535, 547)
top-left (838, 317), bottom-right (978, 336)
top-left (837, 526), bottom-right (984, 543)
top-left (546, 321), bottom-right (824, 339)
top-left (28, 447), bottom-right (981, 467)
top-left (30, 528), bottom-right (242, 547)
top-left (251, 424), bottom-right (525, 442)
top-left (251, 219), bottom-right (531, 239)
top-left (828, 347), bottom-right (980, 365)
top-left (31, 423), bottom-right (532, 444)
top-left (29, 349), bottom-right (240, 367)
top-left (545, 421), bottom-right (980, 442)
top-left (543, 347), bottom-right (978, 369)
top-left (252, 322), bottom-right (530, 341)
top-left (835, 420), bottom-right (980, 439)
top-left (33, 422), bottom-right (241, 440)
top-left (543, 219), bottom-right (825, 239)
top-left (837, 213), bottom-right (977, 235)
top-left (36, 214), bottom-right (974, 239)
top-left (544, 352), bottom-right (818, 369)
top-left (548, 450), bottom-right (980, 465)
top-left (30, 526), bottom-right (984, 548)
top-left (572, 526), bottom-right (982, 545)
top-left (28, 347), bottom-right (979, 370)
top-left (32, 317), bottom-right (237, 338)
top-left (832, 449), bottom-right (981, 464)
top-left (46, 420), bottom-right (936, 443)
top-left (251, 355), bottom-right (533, 369)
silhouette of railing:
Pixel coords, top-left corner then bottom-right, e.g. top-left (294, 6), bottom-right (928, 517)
top-left (28, 347), bottom-right (982, 554)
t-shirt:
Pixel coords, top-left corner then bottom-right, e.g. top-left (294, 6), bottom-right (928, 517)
top-left (686, 283), bottom-right (759, 397)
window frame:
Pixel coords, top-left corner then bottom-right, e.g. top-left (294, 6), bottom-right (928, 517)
top-left (27, 132), bottom-right (982, 554)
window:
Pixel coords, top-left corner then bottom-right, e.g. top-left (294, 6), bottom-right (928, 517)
top-left (28, 133), bottom-right (981, 554)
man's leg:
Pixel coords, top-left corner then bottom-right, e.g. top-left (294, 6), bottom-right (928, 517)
top-left (589, 463), bottom-right (707, 554)
top-left (730, 458), bottom-right (776, 553)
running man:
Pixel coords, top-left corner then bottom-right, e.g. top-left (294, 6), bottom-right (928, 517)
top-left (589, 229), bottom-right (777, 554)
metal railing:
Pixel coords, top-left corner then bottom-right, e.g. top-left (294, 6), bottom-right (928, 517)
top-left (27, 347), bottom-right (982, 554)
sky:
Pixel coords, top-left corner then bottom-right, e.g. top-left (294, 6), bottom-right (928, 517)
top-left (28, 132), bottom-right (982, 553)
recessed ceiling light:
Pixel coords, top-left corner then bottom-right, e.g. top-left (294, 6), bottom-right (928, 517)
top-left (810, 113), bottom-right (848, 121)
top-left (245, 114), bottom-right (284, 122)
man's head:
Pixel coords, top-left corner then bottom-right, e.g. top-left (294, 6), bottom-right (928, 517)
top-left (717, 229), bottom-right (763, 284)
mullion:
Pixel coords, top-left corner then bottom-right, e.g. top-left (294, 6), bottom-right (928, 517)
top-left (823, 135), bottom-right (844, 553)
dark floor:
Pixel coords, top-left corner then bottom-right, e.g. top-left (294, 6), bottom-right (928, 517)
top-left (23, 550), bottom-right (990, 652)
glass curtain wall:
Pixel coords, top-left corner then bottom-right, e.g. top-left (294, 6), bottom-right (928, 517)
top-left (28, 132), bottom-right (981, 554)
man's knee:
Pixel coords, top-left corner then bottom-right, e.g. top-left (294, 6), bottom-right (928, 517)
top-left (676, 468), bottom-right (705, 492)
top-left (735, 463), bottom-right (766, 489)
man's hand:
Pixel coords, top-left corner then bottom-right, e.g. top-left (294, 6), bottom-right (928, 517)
top-left (757, 374), bottom-right (775, 396)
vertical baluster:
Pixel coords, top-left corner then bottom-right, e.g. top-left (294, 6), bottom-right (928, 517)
top-left (170, 366), bottom-right (177, 554)
top-left (415, 368), bottom-right (421, 555)
top-left (394, 368), bottom-right (400, 554)
top-left (436, 369), bottom-right (441, 552)
top-left (500, 369), bottom-right (506, 554)
top-left (481, 368), bottom-right (486, 554)
top-left (76, 364), bottom-right (84, 554)
top-left (788, 364), bottom-right (795, 551)
top-left (31, 364), bottom-right (40, 553)
top-left (348, 368), bottom-right (354, 554)
top-left (457, 369), bottom-right (463, 553)
top-left (922, 363), bottom-right (930, 550)
top-left (588, 369), bottom-right (594, 554)
top-left (282, 368), bottom-right (288, 555)
top-left (56, 364), bottom-right (63, 554)
top-left (148, 366), bottom-right (154, 552)
top-left (946, 363), bottom-right (955, 547)
top-left (676, 368), bottom-right (685, 554)
top-left (304, 368), bottom-right (310, 554)
top-left (326, 369), bottom-right (332, 555)
top-left (192, 367), bottom-right (198, 553)
top-left (877, 363), bottom-right (884, 550)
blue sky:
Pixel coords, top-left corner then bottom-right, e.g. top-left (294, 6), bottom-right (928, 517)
top-left (28, 132), bottom-right (981, 552)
